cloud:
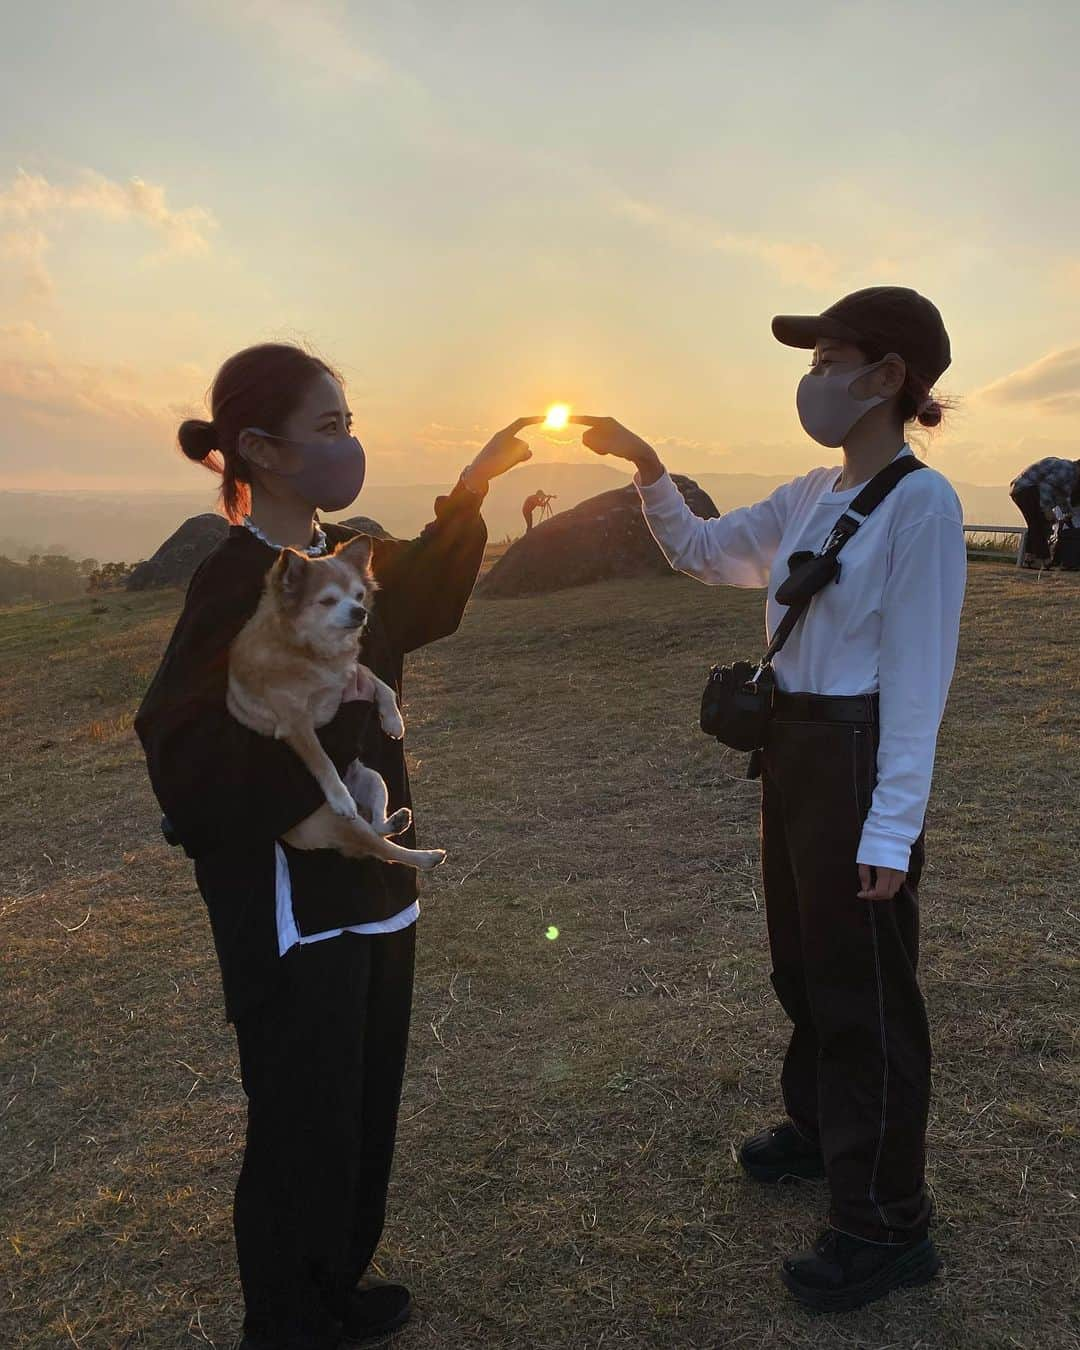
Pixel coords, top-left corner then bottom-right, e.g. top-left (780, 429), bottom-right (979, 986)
top-left (214, 0), bottom-right (400, 89)
top-left (0, 348), bottom-right (214, 486)
top-left (0, 168), bottom-right (215, 256)
top-left (0, 227), bottom-right (53, 300)
top-left (606, 175), bottom-right (1005, 297)
top-left (712, 235), bottom-right (838, 291)
top-left (974, 346), bottom-right (1080, 414)
top-left (0, 356), bottom-right (164, 427)
top-left (608, 192), bottom-right (839, 290)
top-left (0, 318), bottom-right (53, 346)
top-left (0, 168), bottom-right (216, 301)
top-left (0, 328), bottom-right (199, 437)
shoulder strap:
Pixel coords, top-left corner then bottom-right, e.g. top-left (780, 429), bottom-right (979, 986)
top-left (817, 454), bottom-right (925, 557)
top-left (757, 455), bottom-right (925, 671)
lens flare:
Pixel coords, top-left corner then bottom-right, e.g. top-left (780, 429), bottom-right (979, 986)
top-left (545, 925), bottom-right (560, 941)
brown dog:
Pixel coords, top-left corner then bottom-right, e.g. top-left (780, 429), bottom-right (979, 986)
top-left (227, 535), bottom-right (446, 870)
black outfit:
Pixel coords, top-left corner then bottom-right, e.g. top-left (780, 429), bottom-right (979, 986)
top-left (135, 481), bottom-right (487, 1021)
top-left (761, 692), bottom-right (931, 1245)
top-left (233, 927), bottom-right (415, 1347)
top-left (135, 482), bottom-right (487, 1348)
top-left (1053, 521), bottom-right (1080, 570)
top-left (1009, 482), bottom-right (1052, 561)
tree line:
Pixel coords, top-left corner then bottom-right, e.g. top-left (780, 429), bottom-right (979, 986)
top-left (0, 552), bottom-right (135, 607)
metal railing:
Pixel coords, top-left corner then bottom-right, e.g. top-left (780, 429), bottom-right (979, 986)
top-left (962, 524), bottom-right (1027, 567)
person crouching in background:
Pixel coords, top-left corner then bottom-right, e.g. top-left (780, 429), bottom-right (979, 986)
top-left (1009, 455), bottom-right (1080, 568)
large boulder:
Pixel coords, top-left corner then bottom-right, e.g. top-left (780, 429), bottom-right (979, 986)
top-left (126, 513), bottom-right (229, 590)
top-left (338, 514), bottom-right (396, 541)
top-left (478, 474), bottom-right (718, 598)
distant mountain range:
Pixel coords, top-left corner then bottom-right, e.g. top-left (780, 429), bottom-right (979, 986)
top-left (0, 462), bottom-right (1019, 565)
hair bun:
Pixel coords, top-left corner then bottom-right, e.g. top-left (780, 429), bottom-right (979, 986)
top-left (916, 399), bottom-right (943, 428)
top-left (178, 418), bottom-right (219, 462)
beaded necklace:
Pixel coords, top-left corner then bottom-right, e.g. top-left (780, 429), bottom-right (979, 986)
top-left (241, 515), bottom-right (329, 557)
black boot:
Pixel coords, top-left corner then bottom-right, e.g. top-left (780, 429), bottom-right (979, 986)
top-left (738, 1121), bottom-right (825, 1183)
top-left (338, 1283), bottom-right (412, 1346)
top-left (781, 1229), bottom-right (941, 1311)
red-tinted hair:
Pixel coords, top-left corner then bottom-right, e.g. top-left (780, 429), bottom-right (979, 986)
top-left (177, 344), bottom-right (342, 521)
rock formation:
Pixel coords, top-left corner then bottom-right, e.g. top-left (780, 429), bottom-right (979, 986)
top-left (478, 475), bottom-right (718, 597)
top-left (126, 513), bottom-right (229, 590)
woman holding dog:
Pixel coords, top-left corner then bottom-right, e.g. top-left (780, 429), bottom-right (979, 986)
top-left (136, 343), bottom-right (539, 1350)
top-left (574, 287), bottom-right (966, 1312)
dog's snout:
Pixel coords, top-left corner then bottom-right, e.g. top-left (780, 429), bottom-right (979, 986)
top-left (350, 604), bottom-right (368, 625)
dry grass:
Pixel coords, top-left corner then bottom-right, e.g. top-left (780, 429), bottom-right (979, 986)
top-left (1, 568), bottom-right (1077, 1349)
top-left (478, 539), bottom-right (515, 576)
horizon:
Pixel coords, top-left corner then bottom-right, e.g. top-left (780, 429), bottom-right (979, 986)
top-left (0, 453), bottom-right (1022, 568)
top-left (0, 452), bottom-right (1015, 500)
top-left (2, 3), bottom-right (1078, 496)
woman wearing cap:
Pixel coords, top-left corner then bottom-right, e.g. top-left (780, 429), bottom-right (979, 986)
top-left (574, 287), bottom-right (966, 1311)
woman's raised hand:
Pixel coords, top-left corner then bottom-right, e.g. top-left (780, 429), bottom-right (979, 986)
top-left (461, 417), bottom-right (544, 491)
top-left (570, 416), bottom-right (663, 484)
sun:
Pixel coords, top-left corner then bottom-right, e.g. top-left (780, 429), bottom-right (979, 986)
top-left (543, 403), bottom-right (570, 431)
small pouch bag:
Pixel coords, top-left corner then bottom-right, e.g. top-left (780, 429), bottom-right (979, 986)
top-left (700, 659), bottom-right (776, 752)
top-left (773, 550), bottom-right (840, 606)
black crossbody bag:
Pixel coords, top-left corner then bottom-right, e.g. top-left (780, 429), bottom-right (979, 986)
top-left (700, 455), bottom-right (925, 767)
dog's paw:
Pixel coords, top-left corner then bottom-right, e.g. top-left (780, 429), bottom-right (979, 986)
top-left (380, 807), bottom-right (413, 837)
top-left (380, 711), bottom-right (405, 740)
top-left (415, 848), bottom-right (446, 871)
top-left (327, 785), bottom-right (359, 819)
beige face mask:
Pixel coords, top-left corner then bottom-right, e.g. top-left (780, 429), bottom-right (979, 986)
top-left (795, 355), bottom-right (897, 449)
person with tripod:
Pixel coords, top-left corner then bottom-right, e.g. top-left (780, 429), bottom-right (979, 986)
top-left (522, 489), bottom-right (557, 531)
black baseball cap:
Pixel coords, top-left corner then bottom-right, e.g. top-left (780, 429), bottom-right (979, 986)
top-left (772, 286), bottom-right (951, 387)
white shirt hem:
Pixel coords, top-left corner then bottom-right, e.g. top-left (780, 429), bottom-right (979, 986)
top-left (274, 842), bottom-right (419, 957)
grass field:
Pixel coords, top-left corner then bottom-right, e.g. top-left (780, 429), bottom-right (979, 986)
top-left (1, 566), bottom-right (1078, 1349)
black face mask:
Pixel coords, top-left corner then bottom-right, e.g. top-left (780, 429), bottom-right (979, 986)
top-left (241, 428), bottom-right (367, 511)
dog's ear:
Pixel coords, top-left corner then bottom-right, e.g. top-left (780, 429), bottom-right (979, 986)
top-left (333, 534), bottom-right (373, 573)
top-left (270, 548), bottom-right (310, 604)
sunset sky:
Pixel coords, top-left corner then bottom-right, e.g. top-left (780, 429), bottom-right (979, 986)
top-left (2, 1), bottom-right (1078, 494)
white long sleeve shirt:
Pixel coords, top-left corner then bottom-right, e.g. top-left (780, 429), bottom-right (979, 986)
top-left (637, 445), bottom-right (966, 872)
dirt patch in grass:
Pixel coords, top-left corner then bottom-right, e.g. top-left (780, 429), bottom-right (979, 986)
top-left (1, 570), bottom-right (1077, 1349)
